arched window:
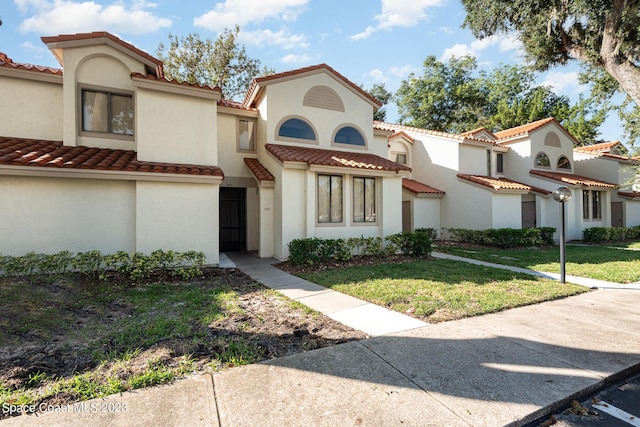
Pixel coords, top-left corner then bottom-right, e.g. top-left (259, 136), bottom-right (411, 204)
top-left (334, 126), bottom-right (366, 146)
top-left (534, 152), bottom-right (550, 167)
top-left (278, 118), bottom-right (316, 140)
top-left (557, 155), bottom-right (571, 170)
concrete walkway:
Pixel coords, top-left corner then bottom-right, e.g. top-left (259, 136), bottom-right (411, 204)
top-left (3, 252), bottom-right (640, 427)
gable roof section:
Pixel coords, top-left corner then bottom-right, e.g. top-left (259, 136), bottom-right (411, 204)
top-left (374, 121), bottom-right (499, 147)
top-left (530, 169), bottom-right (618, 188)
top-left (130, 72), bottom-right (222, 98)
top-left (265, 143), bottom-right (411, 174)
top-left (457, 174), bottom-right (533, 193)
top-left (243, 64), bottom-right (381, 109)
top-left (459, 127), bottom-right (497, 140)
top-left (0, 137), bottom-right (223, 181)
top-left (402, 178), bottom-right (445, 197)
top-left (495, 117), bottom-right (580, 146)
top-left (574, 141), bottom-right (621, 154)
top-left (388, 131), bottom-right (415, 145)
top-left (41, 32), bottom-right (163, 77)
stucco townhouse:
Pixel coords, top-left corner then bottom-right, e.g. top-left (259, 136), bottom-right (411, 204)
top-left (1, 32), bottom-right (638, 264)
top-left (376, 118), bottom-right (640, 242)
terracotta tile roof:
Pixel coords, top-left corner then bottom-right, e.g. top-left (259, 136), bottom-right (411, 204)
top-left (130, 72), bottom-right (222, 93)
top-left (457, 174), bottom-right (532, 192)
top-left (244, 158), bottom-right (274, 182)
top-left (574, 141), bottom-right (621, 153)
top-left (388, 131), bottom-right (415, 143)
top-left (0, 137), bottom-right (223, 178)
top-left (265, 143), bottom-right (411, 173)
top-left (41, 31), bottom-right (162, 68)
top-left (217, 99), bottom-right (257, 112)
top-left (374, 121), bottom-right (498, 146)
top-left (529, 169), bottom-right (618, 188)
top-left (618, 191), bottom-right (640, 200)
top-left (243, 64), bottom-right (381, 108)
top-left (494, 117), bottom-right (556, 140)
top-left (459, 127), bottom-right (497, 140)
top-left (0, 53), bottom-right (62, 76)
top-left (402, 178), bottom-right (444, 195)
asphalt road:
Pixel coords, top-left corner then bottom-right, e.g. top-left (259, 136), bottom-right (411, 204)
top-left (535, 373), bottom-right (640, 426)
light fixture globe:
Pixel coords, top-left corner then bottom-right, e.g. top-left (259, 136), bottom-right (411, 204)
top-left (552, 186), bottom-right (572, 203)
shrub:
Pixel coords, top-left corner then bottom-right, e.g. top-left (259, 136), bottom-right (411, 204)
top-left (583, 226), bottom-right (640, 243)
top-left (444, 227), bottom-right (555, 248)
top-left (385, 229), bottom-right (432, 257)
top-left (0, 249), bottom-right (206, 281)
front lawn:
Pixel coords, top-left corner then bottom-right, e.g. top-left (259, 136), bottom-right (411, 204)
top-left (296, 258), bottom-right (587, 322)
top-left (433, 243), bottom-right (640, 283)
top-left (0, 269), bottom-right (365, 418)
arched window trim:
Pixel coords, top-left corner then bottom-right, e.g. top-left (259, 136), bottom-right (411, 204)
top-left (557, 155), bottom-right (571, 170)
top-left (275, 116), bottom-right (318, 144)
top-left (331, 124), bottom-right (368, 150)
top-left (534, 151), bottom-right (551, 168)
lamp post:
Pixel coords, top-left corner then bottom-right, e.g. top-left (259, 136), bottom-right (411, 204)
top-left (552, 186), bottom-right (572, 283)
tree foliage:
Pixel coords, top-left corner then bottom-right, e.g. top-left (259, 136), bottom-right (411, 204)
top-left (461, 0), bottom-right (640, 108)
top-left (364, 83), bottom-right (392, 122)
top-left (394, 55), bottom-right (604, 141)
top-left (156, 26), bottom-right (273, 100)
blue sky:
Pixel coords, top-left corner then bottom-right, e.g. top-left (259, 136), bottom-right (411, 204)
top-left (0, 0), bottom-right (623, 141)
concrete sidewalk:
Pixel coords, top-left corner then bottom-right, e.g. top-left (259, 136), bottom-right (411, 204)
top-left (4, 254), bottom-right (640, 427)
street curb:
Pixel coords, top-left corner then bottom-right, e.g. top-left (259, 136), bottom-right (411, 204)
top-left (517, 362), bottom-right (640, 427)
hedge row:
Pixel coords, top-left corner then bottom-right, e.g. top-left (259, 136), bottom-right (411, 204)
top-left (0, 249), bottom-right (205, 281)
top-left (444, 227), bottom-right (556, 248)
top-left (287, 228), bottom-right (436, 265)
top-left (583, 226), bottom-right (640, 243)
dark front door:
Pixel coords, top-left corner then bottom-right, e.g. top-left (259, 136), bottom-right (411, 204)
top-left (521, 200), bottom-right (536, 228)
top-left (219, 187), bottom-right (246, 252)
top-left (611, 202), bottom-right (623, 227)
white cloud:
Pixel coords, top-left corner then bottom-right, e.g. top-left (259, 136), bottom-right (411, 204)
top-left (241, 29), bottom-right (309, 50)
top-left (367, 69), bottom-right (388, 83)
top-left (440, 33), bottom-right (523, 62)
top-left (539, 71), bottom-right (581, 94)
top-left (17, 0), bottom-right (172, 34)
top-left (351, 0), bottom-right (444, 40)
top-left (280, 53), bottom-right (314, 64)
top-left (194, 0), bottom-right (309, 32)
top-left (390, 64), bottom-right (418, 78)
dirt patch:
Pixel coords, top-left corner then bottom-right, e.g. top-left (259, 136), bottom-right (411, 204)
top-left (0, 267), bottom-right (367, 417)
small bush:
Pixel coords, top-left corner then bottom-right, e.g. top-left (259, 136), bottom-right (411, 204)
top-left (386, 230), bottom-right (432, 257)
top-left (444, 227), bottom-right (555, 248)
top-left (0, 249), bottom-right (206, 281)
top-left (583, 225), bottom-right (640, 243)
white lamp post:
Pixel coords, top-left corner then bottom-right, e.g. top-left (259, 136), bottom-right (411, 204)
top-left (552, 187), bottom-right (572, 283)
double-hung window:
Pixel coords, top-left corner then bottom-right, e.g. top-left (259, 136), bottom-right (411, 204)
top-left (353, 177), bottom-right (376, 223)
top-left (81, 88), bottom-right (134, 136)
top-left (238, 118), bottom-right (255, 151)
top-left (318, 175), bottom-right (343, 223)
top-left (583, 190), bottom-right (603, 220)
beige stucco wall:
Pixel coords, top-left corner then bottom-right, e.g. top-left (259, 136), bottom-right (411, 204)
top-left (0, 75), bottom-right (63, 141)
top-left (0, 176), bottom-right (135, 255)
top-left (402, 193), bottom-right (442, 233)
top-left (262, 73), bottom-right (383, 155)
top-left (136, 88), bottom-right (218, 165)
top-left (491, 193), bottom-right (523, 228)
top-left (625, 201), bottom-right (640, 227)
top-left (135, 181), bottom-right (219, 264)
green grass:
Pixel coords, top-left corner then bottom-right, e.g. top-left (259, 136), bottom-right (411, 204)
top-left (433, 243), bottom-right (640, 283)
top-left (0, 273), bottom-right (266, 411)
top-left (297, 259), bottom-right (587, 322)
